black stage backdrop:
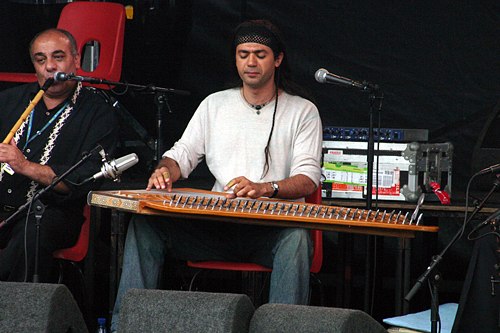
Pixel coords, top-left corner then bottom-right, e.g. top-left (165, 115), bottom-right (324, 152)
top-left (0, 0), bottom-right (498, 189)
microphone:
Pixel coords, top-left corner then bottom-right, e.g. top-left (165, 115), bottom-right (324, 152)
top-left (54, 72), bottom-right (106, 84)
top-left (468, 208), bottom-right (500, 238)
top-left (314, 68), bottom-right (379, 91)
top-left (485, 209), bottom-right (500, 223)
top-left (54, 72), bottom-right (192, 96)
top-left (54, 72), bottom-right (70, 82)
top-left (476, 163), bottom-right (500, 175)
top-left (83, 153), bottom-right (139, 184)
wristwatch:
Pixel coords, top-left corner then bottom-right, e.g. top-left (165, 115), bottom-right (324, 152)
top-left (270, 181), bottom-right (279, 198)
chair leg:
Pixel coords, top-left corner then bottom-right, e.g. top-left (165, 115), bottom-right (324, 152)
top-left (69, 261), bottom-right (87, 304)
top-left (242, 271), bottom-right (269, 306)
top-left (309, 273), bottom-right (326, 306)
top-left (57, 260), bottom-right (89, 323)
top-left (57, 261), bottom-right (64, 284)
top-left (188, 269), bottom-right (203, 291)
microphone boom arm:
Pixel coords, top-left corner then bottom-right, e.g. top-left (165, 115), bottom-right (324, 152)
top-left (0, 144), bottom-right (100, 230)
top-left (56, 72), bottom-right (190, 96)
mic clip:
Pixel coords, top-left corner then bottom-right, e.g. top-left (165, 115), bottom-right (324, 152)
top-left (100, 159), bottom-right (123, 182)
top-left (99, 147), bottom-right (111, 164)
top-left (361, 80), bottom-right (380, 93)
top-left (98, 149), bottom-right (123, 182)
top-left (490, 275), bottom-right (500, 296)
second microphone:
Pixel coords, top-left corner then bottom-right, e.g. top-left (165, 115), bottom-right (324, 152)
top-left (54, 71), bottom-right (106, 84)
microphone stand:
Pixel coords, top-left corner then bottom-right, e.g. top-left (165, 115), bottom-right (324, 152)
top-left (362, 84), bottom-right (383, 313)
top-left (0, 147), bottom-right (100, 282)
top-left (68, 76), bottom-right (190, 168)
top-left (405, 176), bottom-right (500, 333)
top-left (365, 84), bottom-right (383, 209)
top-left (154, 92), bottom-right (173, 164)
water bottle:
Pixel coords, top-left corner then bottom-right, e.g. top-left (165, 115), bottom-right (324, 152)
top-left (96, 317), bottom-right (108, 333)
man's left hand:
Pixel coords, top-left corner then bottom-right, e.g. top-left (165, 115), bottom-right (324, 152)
top-left (224, 176), bottom-right (270, 199)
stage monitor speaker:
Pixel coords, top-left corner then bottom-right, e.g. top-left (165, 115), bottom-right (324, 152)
top-left (249, 304), bottom-right (387, 333)
top-left (119, 289), bottom-right (255, 333)
top-left (0, 282), bottom-right (88, 333)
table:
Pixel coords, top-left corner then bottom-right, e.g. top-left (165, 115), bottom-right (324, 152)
top-left (324, 197), bottom-right (498, 314)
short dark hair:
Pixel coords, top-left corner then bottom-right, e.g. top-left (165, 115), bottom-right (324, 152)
top-left (29, 28), bottom-right (78, 62)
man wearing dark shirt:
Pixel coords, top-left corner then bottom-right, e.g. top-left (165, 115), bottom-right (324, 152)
top-left (0, 28), bottom-right (118, 282)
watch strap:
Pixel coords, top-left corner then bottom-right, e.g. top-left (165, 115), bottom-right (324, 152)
top-left (270, 181), bottom-right (279, 198)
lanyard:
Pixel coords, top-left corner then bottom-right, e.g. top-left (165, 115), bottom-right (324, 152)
top-left (22, 101), bottom-right (69, 152)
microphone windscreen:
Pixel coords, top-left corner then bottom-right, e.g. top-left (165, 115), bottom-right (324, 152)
top-left (114, 153), bottom-right (139, 174)
top-left (314, 68), bottom-right (328, 83)
top-left (53, 72), bottom-right (68, 82)
top-left (98, 153), bottom-right (139, 180)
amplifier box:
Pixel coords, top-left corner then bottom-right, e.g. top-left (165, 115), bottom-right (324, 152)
top-left (321, 141), bottom-right (453, 202)
top-left (323, 126), bottom-right (429, 142)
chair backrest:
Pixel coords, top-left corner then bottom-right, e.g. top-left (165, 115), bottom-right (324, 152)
top-left (305, 186), bottom-right (323, 274)
top-left (57, 2), bottom-right (126, 89)
top-left (0, 2), bottom-right (125, 88)
top-left (0, 72), bottom-right (37, 83)
top-left (52, 205), bottom-right (90, 262)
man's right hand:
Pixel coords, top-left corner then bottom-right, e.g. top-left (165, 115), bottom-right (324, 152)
top-left (146, 167), bottom-right (172, 191)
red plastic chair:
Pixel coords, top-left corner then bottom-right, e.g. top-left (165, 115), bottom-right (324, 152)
top-left (52, 204), bottom-right (91, 316)
top-left (0, 72), bottom-right (37, 83)
top-left (57, 1), bottom-right (126, 89)
top-left (186, 186), bottom-right (324, 303)
top-left (0, 2), bottom-right (126, 89)
top-left (53, 205), bottom-right (91, 267)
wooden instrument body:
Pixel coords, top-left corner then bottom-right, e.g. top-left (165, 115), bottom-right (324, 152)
top-left (88, 188), bottom-right (439, 238)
